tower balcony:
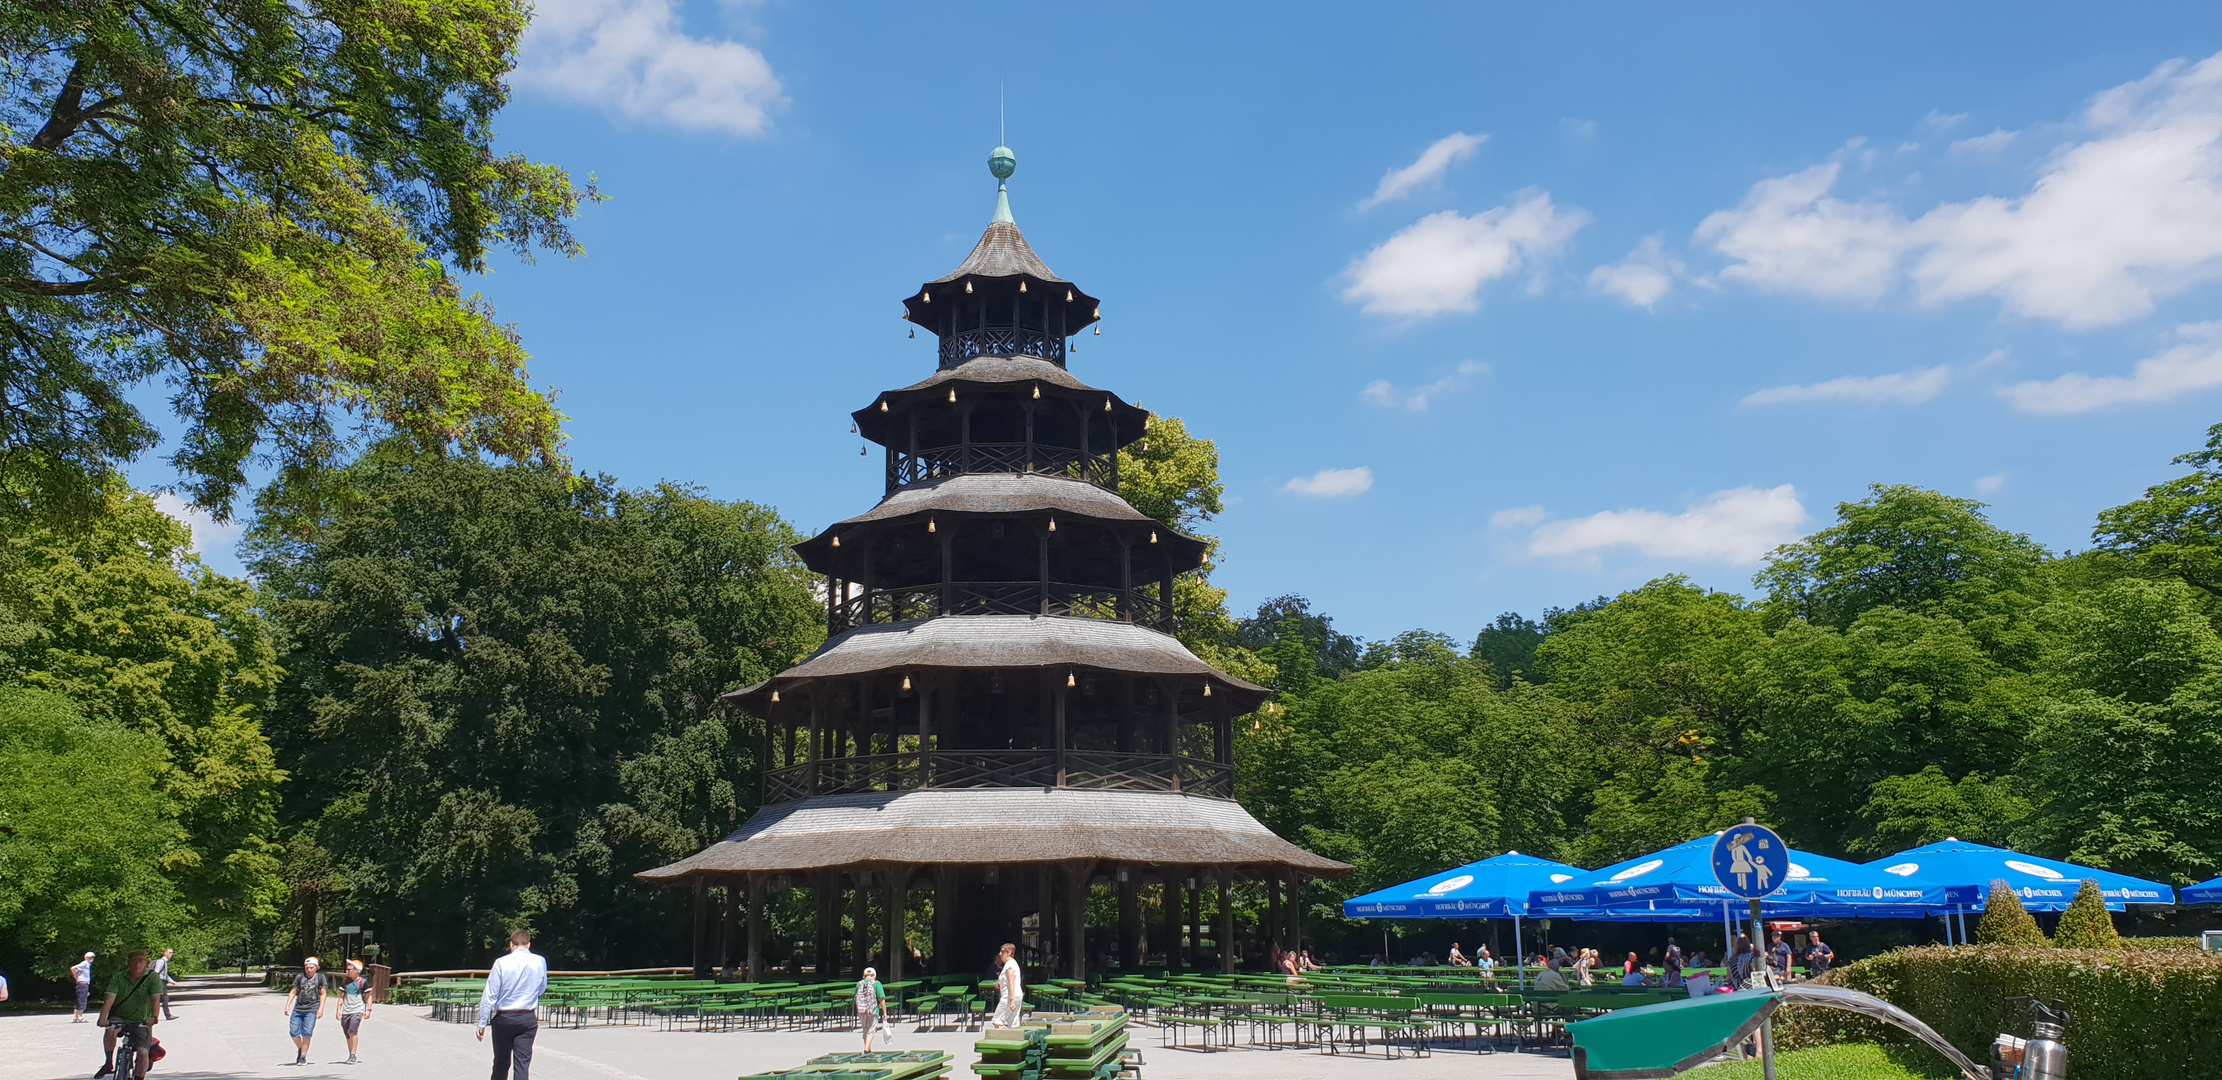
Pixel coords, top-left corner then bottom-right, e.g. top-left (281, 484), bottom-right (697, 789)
top-left (762, 748), bottom-right (1233, 805)
top-left (831, 579), bottom-right (1170, 633)
top-left (888, 441), bottom-right (1116, 494)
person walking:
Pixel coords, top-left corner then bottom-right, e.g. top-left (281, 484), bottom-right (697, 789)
top-left (337, 959), bottom-right (374, 1065)
top-left (94, 950), bottom-right (162, 1080)
top-left (0, 965), bottom-right (10, 1014)
top-left (476, 929), bottom-right (549, 1080)
top-left (73, 951), bottom-right (95, 1022)
top-left (1768, 931), bottom-right (1793, 981)
top-left (855, 966), bottom-right (888, 1050)
top-left (1805, 931), bottom-right (1835, 978)
top-left (283, 956), bottom-right (326, 1065)
top-left (154, 947), bottom-right (181, 1020)
top-left (988, 943), bottom-right (1023, 1029)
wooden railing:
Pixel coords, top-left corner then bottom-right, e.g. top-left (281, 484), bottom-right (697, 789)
top-left (940, 326), bottom-right (1065, 366)
top-left (763, 750), bottom-right (1233, 804)
top-left (831, 580), bottom-right (1169, 634)
top-left (888, 443), bottom-right (1117, 494)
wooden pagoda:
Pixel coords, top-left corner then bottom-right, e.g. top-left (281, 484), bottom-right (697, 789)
top-left (636, 145), bottom-right (1347, 984)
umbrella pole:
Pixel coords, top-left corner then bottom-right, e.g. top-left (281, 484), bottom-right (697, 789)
top-left (1751, 897), bottom-right (1775, 1080)
top-left (1514, 913), bottom-right (1525, 990)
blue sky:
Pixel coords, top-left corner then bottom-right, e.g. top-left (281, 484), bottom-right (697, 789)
top-left (156, 3), bottom-right (2222, 643)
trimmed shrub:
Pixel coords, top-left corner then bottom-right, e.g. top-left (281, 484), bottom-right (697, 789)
top-left (2050, 880), bottom-right (2121, 949)
top-left (1973, 880), bottom-right (2046, 946)
top-left (2121, 936), bottom-right (2203, 953)
top-left (1775, 945), bottom-right (2222, 1080)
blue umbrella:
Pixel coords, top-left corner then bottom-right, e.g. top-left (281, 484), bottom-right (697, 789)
top-left (1342, 851), bottom-right (1588, 988)
top-left (2183, 876), bottom-right (2222, 904)
top-left (1529, 834), bottom-right (1970, 918)
top-left (1865, 839), bottom-right (2176, 912)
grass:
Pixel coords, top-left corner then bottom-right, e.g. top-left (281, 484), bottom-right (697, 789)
top-left (1684, 1043), bottom-right (1960, 1080)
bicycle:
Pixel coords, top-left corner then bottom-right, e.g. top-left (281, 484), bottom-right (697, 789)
top-left (108, 1019), bottom-right (154, 1080)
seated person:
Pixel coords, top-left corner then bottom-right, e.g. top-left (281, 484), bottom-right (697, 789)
top-left (1535, 958), bottom-right (1571, 992)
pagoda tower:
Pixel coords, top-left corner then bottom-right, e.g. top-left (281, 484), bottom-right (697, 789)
top-left (638, 146), bottom-right (1346, 983)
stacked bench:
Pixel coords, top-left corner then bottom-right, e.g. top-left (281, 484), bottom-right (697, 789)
top-left (741, 1050), bottom-right (954, 1080)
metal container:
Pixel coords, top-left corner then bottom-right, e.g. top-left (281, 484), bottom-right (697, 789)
top-left (2023, 1019), bottom-right (2068, 1080)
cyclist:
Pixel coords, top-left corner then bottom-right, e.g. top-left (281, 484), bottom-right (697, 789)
top-left (94, 950), bottom-right (161, 1079)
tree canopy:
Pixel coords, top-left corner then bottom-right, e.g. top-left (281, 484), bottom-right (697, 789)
top-left (247, 449), bottom-right (821, 965)
top-left (0, 0), bottom-right (588, 521)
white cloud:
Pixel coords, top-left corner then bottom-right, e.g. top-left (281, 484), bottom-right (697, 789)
top-left (1974, 473), bottom-right (2006, 493)
top-left (1922, 110), bottom-right (1970, 132)
top-left (2000, 321), bottom-right (2222, 413)
top-left (1360, 361), bottom-right (1489, 410)
top-left (517, 0), bottom-right (785, 136)
top-left (1359, 133), bottom-right (1488, 211)
top-left (1740, 365), bottom-right (1951, 407)
top-left (1517, 486), bottom-right (1810, 564)
top-left (1588, 235), bottom-right (1686, 307)
top-left (1343, 193), bottom-right (1590, 317)
top-left (1700, 52), bottom-right (2222, 329)
top-left (1695, 164), bottom-right (1913, 300)
top-left (151, 492), bottom-right (245, 558)
top-left (1949, 129), bottom-right (2019, 156)
top-left (1490, 505), bottom-right (1549, 529)
top-left (1283, 467), bottom-right (1375, 497)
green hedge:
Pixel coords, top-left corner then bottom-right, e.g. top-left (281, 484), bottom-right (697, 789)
top-left (1777, 945), bottom-right (2222, 1080)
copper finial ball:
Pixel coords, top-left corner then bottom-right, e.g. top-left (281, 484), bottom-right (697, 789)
top-left (990, 145), bottom-right (1016, 181)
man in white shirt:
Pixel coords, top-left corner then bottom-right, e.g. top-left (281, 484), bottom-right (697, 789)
top-left (477, 929), bottom-right (548, 1080)
top-left (73, 952), bottom-right (95, 1022)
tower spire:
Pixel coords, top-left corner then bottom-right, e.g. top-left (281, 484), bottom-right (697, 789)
top-left (989, 143), bottom-right (1016, 225)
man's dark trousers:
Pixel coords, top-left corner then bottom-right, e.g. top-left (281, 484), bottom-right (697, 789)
top-left (490, 1010), bottom-right (537, 1080)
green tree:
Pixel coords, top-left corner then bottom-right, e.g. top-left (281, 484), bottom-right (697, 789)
top-left (2095, 422), bottom-right (2222, 599)
top-left (1236, 595), bottom-right (1368, 694)
top-left (1857, 766), bottom-right (2029, 854)
top-left (1471, 612), bottom-right (1545, 686)
top-left (1758, 485), bottom-right (2050, 650)
top-left (249, 449), bottom-right (823, 966)
top-left (2050, 879), bottom-right (2121, 949)
top-left (0, 480), bottom-right (285, 935)
top-left (0, 0), bottom-right (589, 520)
top-left (1973, 880), bottom-right (2047, 946)
top-left (1115, 414), bottom-right (1271, 685)
top-left (0, 688), bottom-right (193, 980)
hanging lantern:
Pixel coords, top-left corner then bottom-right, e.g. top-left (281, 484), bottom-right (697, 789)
top-left (1203, 682), bottom-right (1213, 698)
top-left (1141, 439), bottom-right (1150, 452)
top-left (901, 673), bottom-right (912, 692)
top-left (770, 690), bottom-right (780, 703)
top-left (1093, 305), bottom-right (1100, 317)
top-left (1103, 398), bottom-right (1112, 412)
top-left (1067, 672), bottom-right (1077, 688)
top-left (850, 422), bottom-right (858, 434)
top-left (1032, 385), bottom-right (1041, 399)
top-left (908, 328), bottom-right (915, 339)
top-left (965, 280), bottom-right (974, 294)
top-left (927, 517), bottom-right (936, 533)
top-left (1019, 280), bottom-right (1028, 293)
top-left (880, 400), bottom-right (889, 412)
top-left (1149, 530), bottom-right (1158, 544)
top-left (948, 388), bottom-right (957, 403)
top-left (1048, 517), bottom-right (1057, 532)
top-left (832, 535), bottom-right (841, 548)
top-left (1066, 289), bottom-right (1074, 302)
top-left (922, 290), bottom-right (931, 303)
top-left (1093, 325), bottom-right (1101, 336)
top-left (860, 445), bottom-right (867, 456)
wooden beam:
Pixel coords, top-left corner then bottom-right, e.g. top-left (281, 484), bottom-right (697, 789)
top-left (1064, 861), bottom-right (1095, 980)
top-left (851, 870), bottom-right (869, 978)
top-left (1218, 868), bottom-right (1235, 974)
top-left (746, 876), bottom-right (766, 981)
top-left (690, 878), bottom-right (708, 977)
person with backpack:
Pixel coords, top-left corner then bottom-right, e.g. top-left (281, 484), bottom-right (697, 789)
top-left (337, 959), bottom-right (374, 1065)
top-left (282, 956), bottom-right (326, 1066)
top-left (854, 966), bottom-right (888, 1050)
top-left (94, 950), bottom-right (161, 1079)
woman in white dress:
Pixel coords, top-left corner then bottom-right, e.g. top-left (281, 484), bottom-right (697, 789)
top-left (989, 944), bottom-right (1023, 1028)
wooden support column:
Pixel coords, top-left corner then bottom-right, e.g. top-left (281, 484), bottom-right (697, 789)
top-left (1219, 869), bottom-right (1235, 974)
top-left (807, 699), bottom-right (823, 796)
top-left (1291, 873), bottom-right (1306, 956)
top-left (1116, 535), bottom-right (1132, 621)
top-left (1163, 875), bottom-right (1184, 973)
top-left (721, 881), bottom-right (739, 974)
top-left (885, 872), bottom-right (906, 983)
top-left (746, 876), bottom-right (766, 981)
top-left (690, 878), bottom-right (708, 977)
top-left (1117, 867), bottom-right (1138, 971)
top-left (1267, 873), bottom-right (1283, 956)
top-left (933, 866), bottom-right (957, 976)
top-left (1159, 554), bottom-right (1174, 633)
top-left (917, 675), bottom-right (934, 783)
top-left (939, 531), bottom-right (953, 613)
top-left (1065, 862), bottom-right (1094, 980)
top-left (851, 871), bottom-right (870, 977)
top-left (1163, 679), bottom-right (1180, 790)
top-left (1037, 867), bottom-right (1054, 970)
top-left (1054, 684), bottom-right (1068, 787)
top-left (816, 871), bottom-right (837, 976)
top-left (1186, 869), bottom-right (1202, 970)
top-left (1038, 534), bottom-right (1051, 615)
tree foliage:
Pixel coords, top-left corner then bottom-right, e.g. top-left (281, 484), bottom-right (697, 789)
top-left (1974, 881), bottom-right (2047, 946)
top-left (248, 449), bottom-right (821, 966)
top-left (0, 0), bottom-right (590, 520)
top-left (0, 687), bottom-right (193, 980)
top-left (2051, 879), bottom-right (2121, 949)
top-left (0, 479), bottom-right (285, 936)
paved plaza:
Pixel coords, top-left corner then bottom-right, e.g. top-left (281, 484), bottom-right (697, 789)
top-left (4, 976), bottom-right (1574, 1080)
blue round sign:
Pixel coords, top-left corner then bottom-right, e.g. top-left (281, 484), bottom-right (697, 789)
top-left (1711, 823), bottom-right (1789, 899)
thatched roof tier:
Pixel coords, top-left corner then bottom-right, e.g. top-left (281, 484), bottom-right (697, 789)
top-left (633, 788), bottom-right (1350, 883)
top-left (723, 615), bottom-right (1268, 710)
top-left (854, 356), bottom-right (1148, 447)
top-left (795, 474), bottom-right (1207, 575)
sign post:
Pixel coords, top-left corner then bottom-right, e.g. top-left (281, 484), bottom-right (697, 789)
top-left (1712, 818), bottom-right (1788, 1080)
